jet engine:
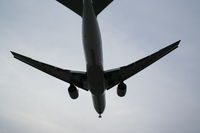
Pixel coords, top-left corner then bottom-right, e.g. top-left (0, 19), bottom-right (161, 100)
top-left (68, 84), bottom-right (79, 99)
top-left (117, 82), bottom-right (127, 97)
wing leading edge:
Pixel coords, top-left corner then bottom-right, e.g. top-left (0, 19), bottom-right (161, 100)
top-left (104, 40), bottom-right (180, 90)
top-left (11, 51), bottom-right (88, 91)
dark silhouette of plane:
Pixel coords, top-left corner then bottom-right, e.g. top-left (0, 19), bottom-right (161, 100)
top-left (11, 0), bottom-right (180, 118)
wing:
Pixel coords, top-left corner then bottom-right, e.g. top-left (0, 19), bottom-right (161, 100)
top-left (104, 40), bottom-right (180, 90)
top-left (11, 51), bottom-right (88, 91)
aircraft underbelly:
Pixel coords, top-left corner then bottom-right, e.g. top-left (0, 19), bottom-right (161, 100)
top-left (82, 22), bottom-right (103, 66)
top-left (82, 0), bottom-right (103, 67)
top-left (82, 0), bottom-right (106, 115)
top-left (92, 93), bottom-right (106, 114)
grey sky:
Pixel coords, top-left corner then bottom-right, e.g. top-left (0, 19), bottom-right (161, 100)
top-left (0, 0), bottom-right (200, 133)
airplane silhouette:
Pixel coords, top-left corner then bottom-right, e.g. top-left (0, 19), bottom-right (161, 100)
top-left (11, 0), bottom-right (180, 118)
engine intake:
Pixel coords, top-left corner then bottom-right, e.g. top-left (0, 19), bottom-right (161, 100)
top-left (68, 84), bottom-right (79, 99)
top-left (117, 82), bottom-right (127, 97)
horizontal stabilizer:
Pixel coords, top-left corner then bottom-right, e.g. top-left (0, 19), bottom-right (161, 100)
top-left (93, 0), bottom-right (113, 15)
top-left (56, 0), bottom-right (113, 16)
top-left (104, 40), bottom-right (180, 90)
top-left (57, 0), bottom-right (83, 16)
top-left (11, 51), bottom-right (88, 91)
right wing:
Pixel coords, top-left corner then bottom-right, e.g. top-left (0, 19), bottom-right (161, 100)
top-left (11, 51), bottom-right (88, 91)
top-left (104, 40), bottom-right (180, 90)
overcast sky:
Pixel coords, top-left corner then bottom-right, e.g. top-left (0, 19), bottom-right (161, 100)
top-left (0, 0), bottom-right (200, 133)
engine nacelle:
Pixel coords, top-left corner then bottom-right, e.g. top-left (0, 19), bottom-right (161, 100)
top-left (68, 84), bottom-right (79, 99)
top-left (117, 82), bottom-right (127, 97)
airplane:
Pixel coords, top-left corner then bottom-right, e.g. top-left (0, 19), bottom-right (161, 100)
top-left (11, 0), bottom-right (180, 118)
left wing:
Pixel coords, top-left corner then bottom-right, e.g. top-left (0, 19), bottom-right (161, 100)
top-left (11, 51), bottom-right (88, 91)
top-left (104, 40), bottom-right (180, 90)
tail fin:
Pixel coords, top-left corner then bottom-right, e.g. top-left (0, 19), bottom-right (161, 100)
top-left (56, 0), bottom-right (113, 16)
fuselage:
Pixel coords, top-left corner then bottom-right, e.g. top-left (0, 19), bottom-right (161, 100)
top-left (82, 0), bottom-right (105, 116)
